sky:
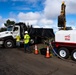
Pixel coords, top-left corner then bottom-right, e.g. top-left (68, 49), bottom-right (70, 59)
top-left (0, 0), bottom-right (76, 32)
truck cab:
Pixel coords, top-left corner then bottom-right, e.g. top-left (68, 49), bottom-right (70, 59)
top-left (0, 24), bottom-right (20, 48)
top-left (0, 22), bottom-right (34, 48)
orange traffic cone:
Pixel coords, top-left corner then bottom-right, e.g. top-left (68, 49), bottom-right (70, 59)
top-left (34, 44), bottom-right (39, 54)
top-left (45, 46), bottom-right (50, 58)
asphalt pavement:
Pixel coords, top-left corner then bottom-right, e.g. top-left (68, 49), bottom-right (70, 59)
top-left (0, 46), bottom-right (76, 75)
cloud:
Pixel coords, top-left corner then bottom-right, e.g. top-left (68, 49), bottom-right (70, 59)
top-left (0, 23), bottom-right (5, 27)
top-left (0, 0), bottom-right (76, 33)
top-left (15, 0), bottom-right (60, 31)
top-left (9, 12), bottom-right (17, 18)
top-left (18, 12), bottom-right (41, 20)
top-left (18, 19), bottom-right (38, 26)
top-left (33, 25), bottom-right (40, 28)
top-left (0, 16), bottom-right (5, 24)
top-left (7, 18), bottom-right (16, 22)
top-left (0, 15), bottom-right (17, 27)
top-left (43, 0), bottom-right (61, 19)
top-left (44, 0), bottom-right (76, 19)
top-left (0, 16), bottom-right (6, 27)
top-left (11, 0), bottom-right (76, 15)
top-left (17, 12), bottom-right (54, 29)
top-left (65, 0), bottom-right (76, 14)
top-left (39, 19), bottom-right (53, 25)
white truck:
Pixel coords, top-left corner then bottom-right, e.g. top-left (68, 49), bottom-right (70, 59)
top-left (0, 22), bottom-right (54, 48)
top-left (0, 23), bottom-right (23, 48)
top-left (54, 30), bottom-right (76, 61)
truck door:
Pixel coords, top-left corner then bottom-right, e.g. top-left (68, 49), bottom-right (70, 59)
top-left (12, 26), bottom-right (20, 39)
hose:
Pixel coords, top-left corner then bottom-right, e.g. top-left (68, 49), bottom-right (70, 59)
top-left (48, 41), bottom-right (65, 60)
top-left (49, 41), bottom-right (76, 63)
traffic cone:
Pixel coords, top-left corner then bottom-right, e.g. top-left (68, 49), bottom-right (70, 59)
top-left (34, 44), bottom-right (39, 54)
top-left (45, 46), bottom-right (50, 58)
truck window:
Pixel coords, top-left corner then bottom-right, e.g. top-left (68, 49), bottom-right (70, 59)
top-left (13, 27), bottom-right (18, 31)
top-left (7, 26), bottom-right (13, 31)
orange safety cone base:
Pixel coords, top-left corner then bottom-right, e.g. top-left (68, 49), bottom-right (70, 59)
top-left (45, 46), bottom-right (51, 58)
top-left (34, 50), bottom-right (39, 54)
top-left (45, 53), bottom-right (51, 58)
top-left (34, 45), bottom-right (39, 54)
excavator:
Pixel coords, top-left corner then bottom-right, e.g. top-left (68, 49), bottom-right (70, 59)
top-left (54, 1), bottom-right (76, 61)
top-left (58, 1), bottom-right (72, 30)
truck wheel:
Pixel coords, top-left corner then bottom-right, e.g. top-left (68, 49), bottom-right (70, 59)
top-left (71, 49), bottom-right (76, 61)
top-left (4, 40), bottom-right (14, 48)
top-left (58, 47), bottom-right (69, 59)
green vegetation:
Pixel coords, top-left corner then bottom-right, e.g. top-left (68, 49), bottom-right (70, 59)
top-left (0, 27), bottom-right (7, 32)
top-left (4, 19), bottom-right (15, 27)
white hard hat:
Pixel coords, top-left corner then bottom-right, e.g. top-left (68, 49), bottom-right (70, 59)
top-left (25, 31), bottom-right (28, 33)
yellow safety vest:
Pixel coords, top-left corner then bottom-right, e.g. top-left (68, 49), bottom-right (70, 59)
top-left (16, 35), bottom-right (20, 42)
top-left (24, 34), bottom-right (30, 44)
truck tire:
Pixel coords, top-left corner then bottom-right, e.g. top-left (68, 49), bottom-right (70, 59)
top-left (71, 49), bottom-right (76, 61)
top-left (58, 47), bottom-right (69, 59)
top-left (4, 40), bottom-right (14, 48)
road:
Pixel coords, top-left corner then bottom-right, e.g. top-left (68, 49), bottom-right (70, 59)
top-left (0, 45), bottom-right (76, 75)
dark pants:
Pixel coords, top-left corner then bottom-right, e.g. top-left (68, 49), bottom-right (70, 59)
top-left (24, 43), bottom-right (30, 52)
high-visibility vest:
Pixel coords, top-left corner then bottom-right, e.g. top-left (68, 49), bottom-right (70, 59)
top-left (24, 34), bottom-right (30, 44)
top-left (16, 35), bottom-right (20, 42)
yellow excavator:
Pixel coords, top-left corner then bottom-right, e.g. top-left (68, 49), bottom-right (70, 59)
top-left (58, 1), bottom-right (66, 30)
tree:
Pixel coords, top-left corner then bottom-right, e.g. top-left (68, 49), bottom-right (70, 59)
top-left (4, 19), bottom-right (15, 27)
top-left (0, 27), bottom-right (7, 32)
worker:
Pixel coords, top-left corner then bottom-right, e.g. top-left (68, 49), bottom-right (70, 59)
top-left (24, 31), bottom-right (31, 53)
top-left (16, 34), bottom-right (21, 48)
